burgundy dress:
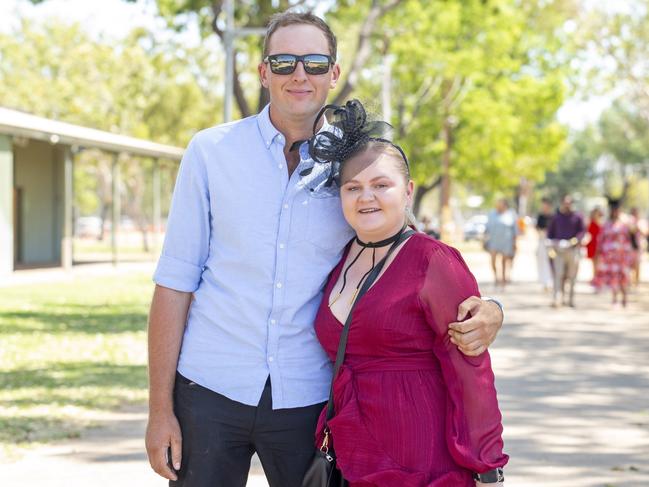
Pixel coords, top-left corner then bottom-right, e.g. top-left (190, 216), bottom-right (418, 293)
top-left (314, 233), bottom-right (508, 486)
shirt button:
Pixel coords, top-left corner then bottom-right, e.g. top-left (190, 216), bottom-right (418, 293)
top-left (268, 356), bottom-right (274, 362)
top-left (276, 282), bottom-right (283, 288)
top-left (283, 204), bottom-right (289, 209)
top-left (278, 164), bottom-right (283, 169)
top-left (279, 243), bottom-right (285, 249)
top-left (270, 319), bottom-right (277, 325)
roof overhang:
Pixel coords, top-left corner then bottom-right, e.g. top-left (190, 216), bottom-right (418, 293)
top-left (0, 106), bottom-right (184, 160)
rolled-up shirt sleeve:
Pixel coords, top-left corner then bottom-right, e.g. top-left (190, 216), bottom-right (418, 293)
top-left (153, 138), bottom-right (210, 292)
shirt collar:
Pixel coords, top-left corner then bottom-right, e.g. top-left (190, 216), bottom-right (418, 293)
top-left (257, 104), bottom-right (282, 149)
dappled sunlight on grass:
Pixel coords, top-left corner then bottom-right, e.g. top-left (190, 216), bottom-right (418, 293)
top-left (0, 273), bottom-right (153, 451)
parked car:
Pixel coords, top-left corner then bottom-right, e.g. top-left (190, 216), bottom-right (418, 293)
top-left (74, 216), bottom-right (102, 238)
top-left (463, 214), bottom-right (488, 241)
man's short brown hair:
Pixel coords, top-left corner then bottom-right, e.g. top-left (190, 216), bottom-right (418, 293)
top-left (263, 11), bottom-right (337, 61)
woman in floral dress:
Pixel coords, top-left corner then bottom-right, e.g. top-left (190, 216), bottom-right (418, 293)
top-left (593, 200), bottom-right (634, 307)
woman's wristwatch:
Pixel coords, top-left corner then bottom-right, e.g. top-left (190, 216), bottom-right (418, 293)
top-left (473, 468), bottom-right (504, 483)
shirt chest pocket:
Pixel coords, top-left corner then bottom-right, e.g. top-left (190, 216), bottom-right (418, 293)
top-left (302, 195), bottom-right (351, 252)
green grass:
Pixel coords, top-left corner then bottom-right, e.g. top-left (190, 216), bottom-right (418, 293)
top-left (73, 237), bottom-right (162, 263)
top-left (0, 273), bottom-right (154, 452)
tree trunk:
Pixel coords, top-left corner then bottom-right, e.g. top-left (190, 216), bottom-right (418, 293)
top-left (439, 116), bottom-right (454, 242)
top-left (138, 215), bottom-right (150, 253)
top-left (97, 203), bottom-right (108, 241)
top-left (412, 176), bottom-right (442, 217)
top-left (516, 177), bottom-right (532, 216)
top-left (210, 0), bottom-right (252, 118)
top-left (620, 175), bottom-right (631, 204)
top-left (332, 0), bottom-right (403, 106)
top-left (257, 86), bottom-right (270, 113)
top-left (233, 60), bottom-right (251, 118)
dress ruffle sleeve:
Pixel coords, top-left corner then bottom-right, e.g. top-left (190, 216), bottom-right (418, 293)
top-left (417, 243), bottom-right (508, 474)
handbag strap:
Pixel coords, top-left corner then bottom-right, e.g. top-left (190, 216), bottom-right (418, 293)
top-left (325, 228), bottom-right (415, 422)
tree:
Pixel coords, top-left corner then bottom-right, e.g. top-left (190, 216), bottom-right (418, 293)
top-left (538, 126), bottom-right (600, 202)
top-left (129, 0), bottom-right (404, 119)
top-left (577, 1), bottom-right (649, 122)
top-left (598, 98), bottom-right (649, 201)
top-left (537, 95), bottom-right (649, 208)
top-left (143, 0), bottom-right (572, 233)
top-left (357, 0), bottom-right (573, 230)
top-left (0, 19), bottom-right (221, 248)
top-left (563, 1), bottom-right (649, 210)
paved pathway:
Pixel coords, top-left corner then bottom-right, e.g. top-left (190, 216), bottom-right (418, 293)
top-left (3, 236), bottom-right (648, 486)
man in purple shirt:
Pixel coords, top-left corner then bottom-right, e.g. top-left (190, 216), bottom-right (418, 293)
top-left (547, 195), bottom-right (585, 307)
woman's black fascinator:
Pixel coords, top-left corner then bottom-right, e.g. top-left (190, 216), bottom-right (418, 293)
top-left (300, 99), bottom-right (408, 189)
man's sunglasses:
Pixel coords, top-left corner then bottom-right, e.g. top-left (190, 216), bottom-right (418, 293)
top-left (263, 54), bottom-right (334, 75)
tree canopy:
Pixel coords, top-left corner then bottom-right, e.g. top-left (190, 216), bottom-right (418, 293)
top-left (18, 0), bottom-right (632, 218)
top-left (128, 0), bottom-right (572, 215)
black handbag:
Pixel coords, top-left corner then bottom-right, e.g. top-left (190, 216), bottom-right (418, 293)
top-left (302, 229), bottom-right (415, 487)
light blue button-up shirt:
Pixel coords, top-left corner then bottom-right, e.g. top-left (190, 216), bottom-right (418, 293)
top-left (153, 105), bottom-right (354, 409)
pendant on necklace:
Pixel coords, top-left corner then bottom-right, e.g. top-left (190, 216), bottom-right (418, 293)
top-left (349, 288), bottom-right (360, 306)
top-left (328, 286), bottom-right (361, 309)
top-left (328, 292), bottom-right (342, 308)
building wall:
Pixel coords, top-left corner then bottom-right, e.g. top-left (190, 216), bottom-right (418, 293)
top-left (0, 134), bottom-right (13, 275)
top-left (14, 139), bottom-right (62, 266)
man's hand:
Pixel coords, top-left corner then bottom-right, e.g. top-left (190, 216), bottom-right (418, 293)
top-left (145, 411), bottom-right (183, 481)
top-left (146, 285), bottom-right (191, 480)
top-left (448, 296), bottom-right (503, 356)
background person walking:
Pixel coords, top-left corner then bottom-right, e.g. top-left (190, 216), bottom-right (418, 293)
top-left (593, 200), bottom-right (634, 307)
top-left (535, 197), bottom-right (554, 291)
top-left (546, 195), bottom-right (585, 308)
top-left (484, 198), bottom-right (518, 290)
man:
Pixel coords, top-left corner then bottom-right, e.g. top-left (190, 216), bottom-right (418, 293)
top-left (547, 194), bottom-right (585, 307)
top-left (145, 11), bottom-right (504, 487)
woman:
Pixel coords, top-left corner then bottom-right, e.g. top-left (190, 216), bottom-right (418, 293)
top-left (593, 200), bottom-right (634, 307)
top-left (307, 101), bottom-right (507, 486)
top-left (535, 198), bottom-right (554, 291)
top-left (585, 207), bottom-right (603, 283)
top-left (484, 199), bottom-right (518, 290)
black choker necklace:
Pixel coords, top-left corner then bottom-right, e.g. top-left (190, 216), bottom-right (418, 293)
top-left (355, 227), bottom-right (406, 248)
top-left (330, 226), bottom-right (407, 309)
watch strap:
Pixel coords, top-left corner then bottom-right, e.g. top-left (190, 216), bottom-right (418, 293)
top-left (473, 467), bottom-right (504, 483)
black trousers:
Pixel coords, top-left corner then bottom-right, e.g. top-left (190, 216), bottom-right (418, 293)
top-left (171, 373), bottom-right (324, 487)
